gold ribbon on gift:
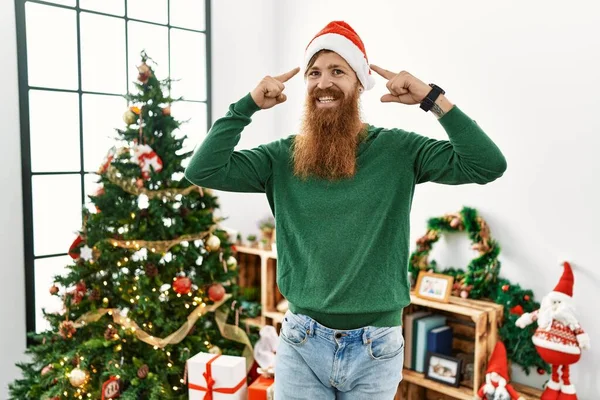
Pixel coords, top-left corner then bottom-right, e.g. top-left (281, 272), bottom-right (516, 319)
top-left (72, 294), bottom-right (254, 372)
top-left (105, 164), bottom-right (212, 199)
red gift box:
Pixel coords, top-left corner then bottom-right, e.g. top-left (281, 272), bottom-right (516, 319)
top-left (248, 376), bottom-right (274, 400)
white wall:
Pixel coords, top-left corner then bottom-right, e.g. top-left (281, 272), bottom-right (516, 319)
top-left (210, 0), bottom-right (280, 239)
top-left (0, 0), bottom-right (27, 398)
top-left (213, 0), bottom-right (600, 396)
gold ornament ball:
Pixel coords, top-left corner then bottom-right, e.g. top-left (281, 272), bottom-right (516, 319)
top-left (123, 110), bottom-right (137, 125)
top-left (226, 256), bottom-right (238, 270)
top-left (208, 345), bottom-right (222, 355)
top-left (450, 218), bottom-right (461, 229)
top-left (205, 235), bottom-right (221, 251)
top-left (69, 367), bottom-right (88, 387)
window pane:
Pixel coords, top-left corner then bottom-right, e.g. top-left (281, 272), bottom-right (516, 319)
top-left (128, 21), bottom-right (168, 86)
top-left (35, 256), bottom-right (71, 333)
top-left (25, 3), bottom-right (78, 90)
top-left (29, 90), bottom-right (80, 172)
top-left (83, 94), bottom-right (127, 172)
top-left (32, 175), bottom-right (82, 256)
top-left (81, 13), bottom-right (126, 94)
top-left (175, 101), bottom-right (207, 165)
top-left (84, 173), bottom-right (102, 214)
top-left (170, 29), bottom-right (206, 101)
top-left (80, 0), bottom-right (125, 16)
top-left (127, 0), bottom-right (167, 24)
top-left (35, 0), bottom-right (75, 6)
top-left (170, 0), bottom-right (205, 31)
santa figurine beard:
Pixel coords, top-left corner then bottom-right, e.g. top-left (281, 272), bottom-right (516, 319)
top-left (516, 261), bottom-right (590, 400)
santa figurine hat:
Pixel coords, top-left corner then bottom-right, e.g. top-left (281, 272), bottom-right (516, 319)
top-left (548, 261), bottom-right (574, 303)
top-left (486, 341), bottom-right (509, 382)
top-left (304, 21), bottom-right (376, 91)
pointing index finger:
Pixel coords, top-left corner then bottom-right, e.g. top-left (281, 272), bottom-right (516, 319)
top-left (370, 64), bottom-right (396, 80)
top-left (274, 67), bottom-right (301, 83)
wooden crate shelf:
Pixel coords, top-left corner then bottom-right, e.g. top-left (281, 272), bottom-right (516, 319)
top-left (401, 369), bottom-right (473, 400)
top-left (233, 247), bottom-right (541, 399)
top-left (234, 246), bottom-right (282, 329)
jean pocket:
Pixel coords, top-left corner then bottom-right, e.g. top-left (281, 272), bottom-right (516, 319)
top-left (280, 314), bottom-right (309, 346)
top-left (367, 326), bottom-right (404, 361)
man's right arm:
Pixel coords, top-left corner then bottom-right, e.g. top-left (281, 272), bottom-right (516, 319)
top-left (184, 94), bottom-right (272, 193)
top-left (184, 67), bottom-right (300, 193)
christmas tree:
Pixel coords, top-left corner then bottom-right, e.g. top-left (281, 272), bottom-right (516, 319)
top-left (10, 52), bottom-right (257, 400)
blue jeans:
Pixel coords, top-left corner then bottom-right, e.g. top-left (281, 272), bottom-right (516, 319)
top-left (274, 310), bottom-right (404, 399)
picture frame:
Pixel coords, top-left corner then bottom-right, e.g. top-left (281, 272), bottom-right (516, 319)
top-left (414, 271), bottom-right (454, 303)
top-left (424, 351), bottom-right (463, 387)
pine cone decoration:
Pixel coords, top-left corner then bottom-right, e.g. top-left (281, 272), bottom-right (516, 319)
top-left (104, 327), bottom-right (118, 341)
top-left (180, 207), bottom-right (190, 218)
top-left (59, 321), bottom-right (76, 339)
top-left (145, 263), bottom-right (158, 278)
top-left (88, 289), bottom-right (101, 301)
top-left (137, 364), bottom-right (149, 379)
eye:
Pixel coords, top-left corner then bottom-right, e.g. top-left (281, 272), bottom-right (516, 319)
top-left (308, 70), bottom-right (320, 77)
top-left (332, 69), bottom-right (344, 75)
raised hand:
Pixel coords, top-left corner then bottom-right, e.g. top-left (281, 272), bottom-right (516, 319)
top-left (370, 64), bottom-right (431, 105)
top-left (251, 67), bottom-right (300, 110)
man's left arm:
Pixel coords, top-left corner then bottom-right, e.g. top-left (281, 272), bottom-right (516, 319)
top-left (371, 65), bottom-right (507, 185)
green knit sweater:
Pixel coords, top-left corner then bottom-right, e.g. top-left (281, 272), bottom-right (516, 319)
top-left (184, 93), bottom-right (506, 330)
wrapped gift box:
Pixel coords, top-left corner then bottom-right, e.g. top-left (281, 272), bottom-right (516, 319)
top-left (248, 376), bottom-right (275, 400)
top-left (187, 352), bottom-right (248, 400)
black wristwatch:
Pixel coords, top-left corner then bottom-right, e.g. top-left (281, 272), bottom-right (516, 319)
top-left (420, 84), bottom-right (445, 112)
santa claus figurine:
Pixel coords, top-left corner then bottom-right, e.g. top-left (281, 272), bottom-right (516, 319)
top-left (475, 341), bottom-right (524, 400)
top-left (131, 144), bottom-right (163, 180)
top-left (516, 261), bottom-right (590, 400)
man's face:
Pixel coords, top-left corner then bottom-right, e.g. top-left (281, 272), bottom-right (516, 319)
top-left (292, 50), bottom-right (364, 181)
top-left (305, 51), bottom-right (361, 109)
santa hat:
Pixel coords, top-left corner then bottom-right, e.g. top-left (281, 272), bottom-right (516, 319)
top-left (304, 21), bottom-right (376, 91)
top-left (548, 261), bottom-right (574, 303)
top-left (486, 341), bottom-right (509, 381)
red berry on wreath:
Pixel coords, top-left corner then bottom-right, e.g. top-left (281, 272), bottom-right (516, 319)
top-left (537, 367), bottom-right (546, 375)
top-left (208, 283), bottom-right (225, 302)
top-left (173, 277), bottom-right (192, 295)
top-left (524, 294), bottom-right (530, 301)
top-left (502, 284), bottom-right (509, 292)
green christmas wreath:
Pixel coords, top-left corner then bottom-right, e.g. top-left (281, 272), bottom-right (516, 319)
top-left (408, 206), bottom-right (549, 375)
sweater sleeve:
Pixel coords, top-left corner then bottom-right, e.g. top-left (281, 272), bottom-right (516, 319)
top-left (410, 106), bottom-right (507, 185)
top-left (184, 93), bottom-right (273, 193)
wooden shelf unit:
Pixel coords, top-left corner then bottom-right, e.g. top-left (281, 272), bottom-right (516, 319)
top-left (234, 246), bottom-right (284, 328)
top-left (233, 247), bottom-right (542, 399)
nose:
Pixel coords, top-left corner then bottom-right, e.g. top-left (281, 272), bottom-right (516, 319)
top-left (316, 75), bottom-right (333, 90)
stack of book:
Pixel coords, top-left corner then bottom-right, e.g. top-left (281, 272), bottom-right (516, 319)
top-left (403, 312), bottom-right (454, 373)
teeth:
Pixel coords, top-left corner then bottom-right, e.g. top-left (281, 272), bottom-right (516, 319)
top-left (318, 97), bottom-right (336, 103)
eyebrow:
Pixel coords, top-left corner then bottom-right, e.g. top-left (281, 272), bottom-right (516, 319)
top-left (309, 64), bottom-right (347, 71)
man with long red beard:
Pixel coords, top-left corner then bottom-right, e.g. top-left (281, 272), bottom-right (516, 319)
top-left (186, 21), bottom-right (507, 399)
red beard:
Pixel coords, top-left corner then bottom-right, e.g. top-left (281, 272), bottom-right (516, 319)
top-left (292, 86), bottom-right (365, 180)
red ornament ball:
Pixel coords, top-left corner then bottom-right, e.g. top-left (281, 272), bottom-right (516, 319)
top-left (537, 367), bottom-right (546, 375)
top-left (510, 305), bottom-right (524, 316)
top-left (173, 277), bottom-right (192, 295)
top-left (208, 283), bottom-right (226, 302)
top-left (501, 284), bottom-right (509, 292)
top-left (524, 294), bottom-right (530, 301)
